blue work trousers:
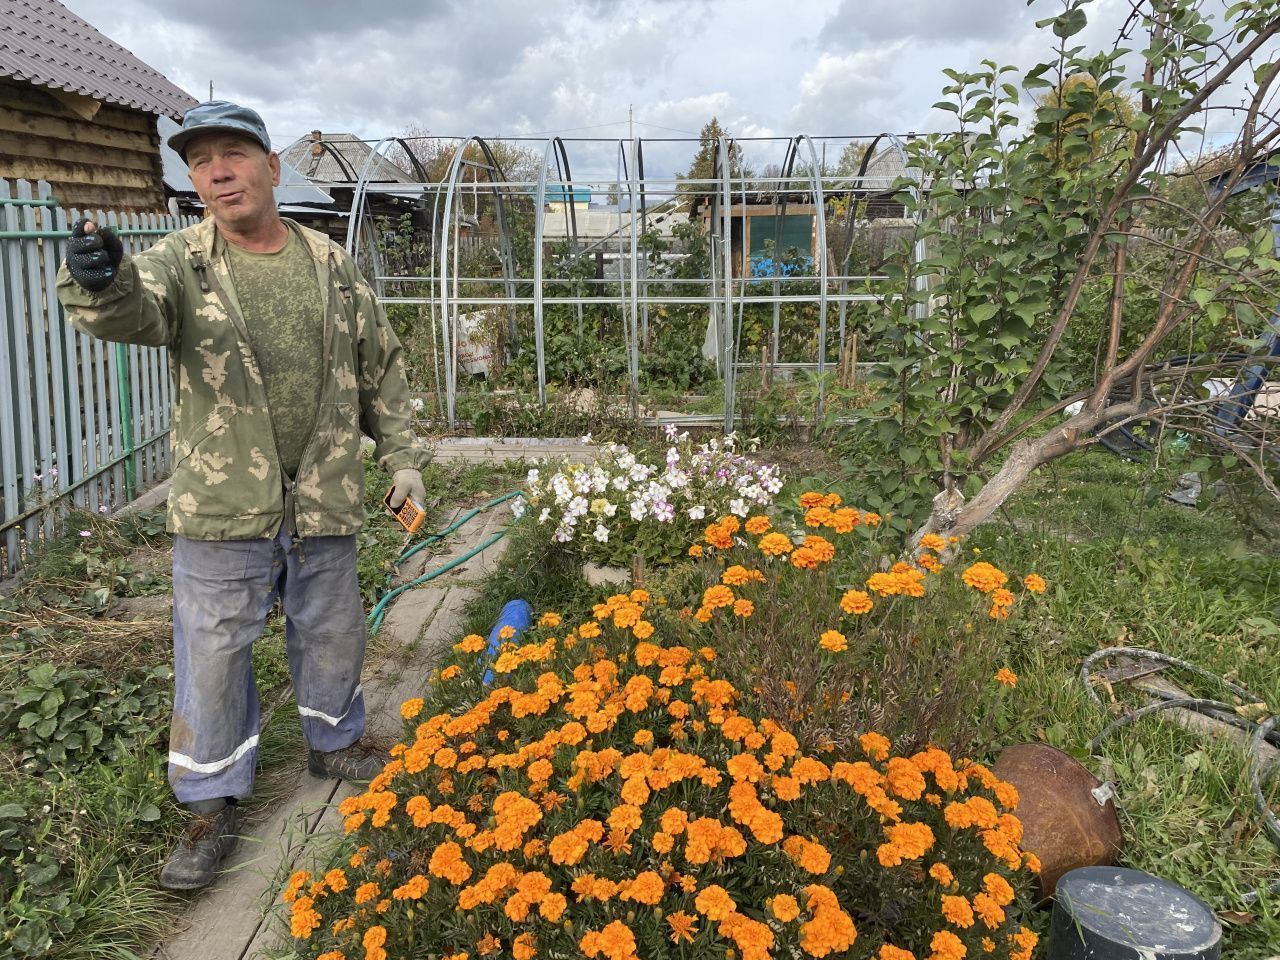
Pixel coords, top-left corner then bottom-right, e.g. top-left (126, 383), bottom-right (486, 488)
top-left (168, 530), bottom-right (367, 804)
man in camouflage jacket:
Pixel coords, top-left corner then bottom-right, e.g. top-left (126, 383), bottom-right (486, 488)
top-left (57, 101), bottom-right (429, 889)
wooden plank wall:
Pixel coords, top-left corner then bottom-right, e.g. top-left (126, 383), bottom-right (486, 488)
top-left (0, 78), bottom-right (167, 212)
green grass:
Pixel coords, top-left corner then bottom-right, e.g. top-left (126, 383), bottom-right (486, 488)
top-left (972, 448), bottom-right (1280, 956)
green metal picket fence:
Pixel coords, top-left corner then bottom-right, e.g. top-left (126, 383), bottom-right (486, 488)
top-left (0, 178), bottom-right (198, 575)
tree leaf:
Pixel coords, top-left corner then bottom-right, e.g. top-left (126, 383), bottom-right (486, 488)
top-left (1051, 8), bottom-right (1088, 38)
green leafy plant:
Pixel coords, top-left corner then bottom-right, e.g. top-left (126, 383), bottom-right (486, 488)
top-left (0, 663), bottom-right (172, 777)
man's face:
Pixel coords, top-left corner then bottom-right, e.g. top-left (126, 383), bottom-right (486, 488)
top-left (185, 134), bottom-right (281, 232)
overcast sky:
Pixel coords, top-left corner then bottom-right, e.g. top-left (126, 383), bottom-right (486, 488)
top-left (64, 0), bottom-right (1272, 183)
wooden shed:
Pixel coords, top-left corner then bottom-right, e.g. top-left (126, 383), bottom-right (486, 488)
top-left (0, 0), bottom-right (196, 212)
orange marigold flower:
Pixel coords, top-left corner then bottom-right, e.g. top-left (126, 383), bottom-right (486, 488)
top-left (829, 508), bottom-right (860, 534)
top-left (769, 893), bottom-right (801, 922)
top-left (704, 522), bottom-right (734, 549)
top-left (972, 892), bottom-right (1006, 929)
top-left (807, 505), bottom-right (834, 529)
top-left (733, 598), bottom-right (755, 618)
top-left (798, 492), bottom-right (827, 508)
top-left (859, 732), bottom-right (891, 761)
top-left (841, 590), bottom-right (874, 615)
top-left (538, 611), bottom-right (562, 627)
top-left (1023, 573), bottom-right (1046, 593)
top-left (476, 933), bottom-right (501, 957)
top-left (512, 933), bottom-right (536, 960)
top-left (803, 534), bottom-right (835, 563)
top-left (941, 894), bottom-right (975, 928)
top-left (632, 620), bottom-right (654, 640)
top-left (917, 552), bottom-right (943, 574)
top-left (790, 546), bottom-right (819, 569)
top-left (440, 664), bottom-right (462, 681)
top-left (991, 587), bottom-right (1014, 608)
top-left (400, 697), bottom-right (424, 719)
top-left (866, 572), bottom-right (901, 597)
top-left (928, 930), bottom-right (966, 960)
top-left (455, 634), bottom-right (487, 654)
top-left (722, 564), bottom-right (753, 586)
top-left (885, 757), bottom-right (926, 800)
top-left (695, 884), bottom-right (736, 920)
top-left (876, 821), bottom-right (936, 867)
top-left (579, 621), bottom-right (602, 638)
top-left (498, 624), bottom-right (516, 640)
top-left (759, 532), bottom-right (794, 556)
top-left (994, 668), bottom-right (1018, 688)
top-left (689, 544), bottom-right (704, 557)
top-left (962, 561), bottom-right (1008, 593)
top-left (880, 947), bottom-right (916, 960)
top-left (929, 863), bottom-right (955, 886)
top-left (354, 881), bottom-right (380, 904)
top-left (667, 911), bottom-right (699, 944)
top-left (919, 533), bottom-right (947, 552)
top-left (745, 515), bottom-right (772, 534)
top-left (819, 630), bottom-right (847, 653)
top-left (393, 873), bottom-right (430, 900)
top-left (1009, 927), bottom-right (1039, 960)
top-left (988, 601), bottom-right (1010, 620)
top-left (703, 584), bottom-right (735, 609)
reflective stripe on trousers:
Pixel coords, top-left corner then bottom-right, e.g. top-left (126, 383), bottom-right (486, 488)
top-left (168, 529), bottom-right (367, 803)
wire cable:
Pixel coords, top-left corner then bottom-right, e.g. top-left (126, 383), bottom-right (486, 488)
top-left (1082, 646), bottom-right (1280, 906)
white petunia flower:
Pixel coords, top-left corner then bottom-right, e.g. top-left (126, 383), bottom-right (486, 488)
top-left (594, 524), bottom-right (610, 543)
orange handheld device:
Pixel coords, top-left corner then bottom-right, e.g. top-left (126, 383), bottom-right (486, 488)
top-left (383, 488), bottom-right (427, 534)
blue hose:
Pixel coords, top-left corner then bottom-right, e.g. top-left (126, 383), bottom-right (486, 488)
top-left (482, 599), bottom-right (532, 685)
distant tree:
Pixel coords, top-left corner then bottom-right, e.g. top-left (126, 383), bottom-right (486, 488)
top-left (1033, 71), bottom-right (1138, 172)
top-left (678, 118), bottom-right (750, 212)
top-left (834, 141), bottom-right (869, 177)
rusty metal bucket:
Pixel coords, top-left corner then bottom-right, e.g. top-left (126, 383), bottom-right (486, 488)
top-left (992, 742), bottom-right (1124, 898)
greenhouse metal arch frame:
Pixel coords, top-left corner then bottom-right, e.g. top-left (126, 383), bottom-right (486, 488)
top-left (345, 132), bottom-right (925, 430)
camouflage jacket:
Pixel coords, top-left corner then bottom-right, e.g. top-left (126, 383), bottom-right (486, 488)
top-left (56, 217), bottom-right (429, 541)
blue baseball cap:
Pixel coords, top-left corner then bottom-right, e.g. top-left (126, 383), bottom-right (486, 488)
top-left (167, 100), bottom-right (272, 161)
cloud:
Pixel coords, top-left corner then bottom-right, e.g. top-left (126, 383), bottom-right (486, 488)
top-left (136, 0), bottom-right (453, 55)
top-left (788, 45), bottom-right (910, 135)
top-left (820, 0), bottom-right (1034, 48)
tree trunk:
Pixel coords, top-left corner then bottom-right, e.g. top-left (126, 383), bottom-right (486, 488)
top-left (912, 402), bottom-right (1144, 546)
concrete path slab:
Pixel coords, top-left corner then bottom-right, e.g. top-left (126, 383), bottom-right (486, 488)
top-left (152, 498), bottom-right (510, 960)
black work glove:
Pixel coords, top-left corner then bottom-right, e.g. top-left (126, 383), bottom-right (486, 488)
top-left (66, 219), bottom-right (124, 292)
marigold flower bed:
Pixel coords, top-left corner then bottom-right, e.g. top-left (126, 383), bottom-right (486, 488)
top-left (285, 499), bottom-right (1046, 960)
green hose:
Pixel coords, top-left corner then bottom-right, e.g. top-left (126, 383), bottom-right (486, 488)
top-left (365, 490), bottom-right (522, 635)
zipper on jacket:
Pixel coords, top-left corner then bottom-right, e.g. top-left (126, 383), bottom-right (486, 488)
top-left (285, 251), bottom-right (341, 536)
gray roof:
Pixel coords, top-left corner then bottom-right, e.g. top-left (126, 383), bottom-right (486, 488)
top-left (0, 0), bottom-right (196, 119)
top-left (280, 133), bottom-right (416, 186)
top-left (158, 115), bottom-right (334, 208)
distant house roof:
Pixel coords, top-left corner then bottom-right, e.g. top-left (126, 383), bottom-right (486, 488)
top-left (158, 114), bottom-right (334, 209)
top-left (0, 0), bottom-right (196, 119)
top-left (280, 132), bottom-right (416, 186)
